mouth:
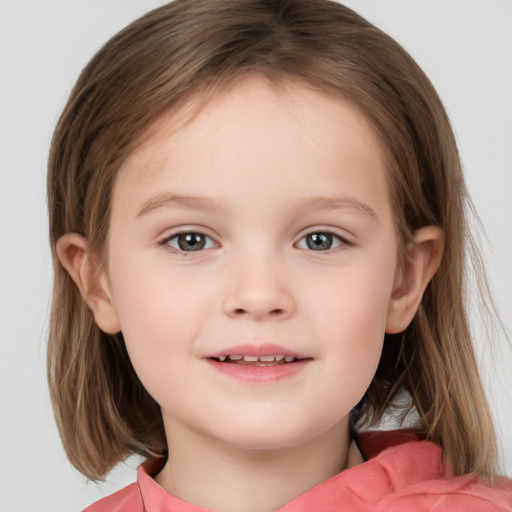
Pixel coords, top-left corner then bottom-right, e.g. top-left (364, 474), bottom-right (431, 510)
top-left (210, 354), bottom-right (301, 366)
top-left (205, 344), bottom-right (311, 382)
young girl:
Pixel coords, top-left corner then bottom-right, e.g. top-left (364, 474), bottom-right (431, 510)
top-left (47, 0), bottom-right (512, 510)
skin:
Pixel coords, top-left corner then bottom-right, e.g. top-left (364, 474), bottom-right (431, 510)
top-left (58, 77), bottom-right (443, 512)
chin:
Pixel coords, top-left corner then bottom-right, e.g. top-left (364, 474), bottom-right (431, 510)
top-left (205, 417), bottom-right (343, 453)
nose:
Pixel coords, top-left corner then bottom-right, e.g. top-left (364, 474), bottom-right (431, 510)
top-left (221, 253), bottom-right (295, 321)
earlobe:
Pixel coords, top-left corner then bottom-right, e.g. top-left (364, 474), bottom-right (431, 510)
top-left (386, 226), bottom-right (444, 334)
top-left (56, 233), bottom-right (121, 334)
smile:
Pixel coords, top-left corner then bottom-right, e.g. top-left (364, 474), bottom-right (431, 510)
top-left (205, 343), bottom-right (311, 382)
top-left (206, 344), bottom-right (311, 383)
top-left (212, 355), bottom-right (298, 365)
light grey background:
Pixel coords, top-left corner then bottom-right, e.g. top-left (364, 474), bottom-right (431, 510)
top-left (0, 1), bottom-right (511, 511)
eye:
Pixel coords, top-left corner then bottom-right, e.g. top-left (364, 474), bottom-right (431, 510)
top-left (164, 232), bottom-right (216, 252)
top-left (296, 232), bottom-right (346, 251)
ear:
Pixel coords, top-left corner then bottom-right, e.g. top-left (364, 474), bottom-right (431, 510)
top-left (56, 233), bottom-right (121, 334)
top-left (386, 226), bottom-right (444, 334)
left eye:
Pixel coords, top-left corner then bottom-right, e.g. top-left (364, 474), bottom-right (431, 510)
top-left (165, 232), bottom-right (216, 252)
top-left (296, 232), bottom-right (345, 251)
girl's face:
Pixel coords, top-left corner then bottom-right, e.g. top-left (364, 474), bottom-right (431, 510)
top-left (105, 77), bottom-right (401, 452)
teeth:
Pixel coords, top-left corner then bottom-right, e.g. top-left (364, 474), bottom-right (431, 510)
top-left (217, 354), bottom-right (297, 363)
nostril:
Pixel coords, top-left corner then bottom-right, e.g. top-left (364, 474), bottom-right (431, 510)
top-left (231, 307), bottom-right (284, 317)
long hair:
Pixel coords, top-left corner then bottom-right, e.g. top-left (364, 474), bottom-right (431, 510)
top-left (47, 0), bottom-right (497, 480)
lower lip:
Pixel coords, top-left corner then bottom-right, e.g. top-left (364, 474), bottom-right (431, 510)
top-left (205, 358), bottom-right (311, 383)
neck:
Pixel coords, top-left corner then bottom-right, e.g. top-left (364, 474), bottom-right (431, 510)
top-left (155, 418), bottom-right (360, 512)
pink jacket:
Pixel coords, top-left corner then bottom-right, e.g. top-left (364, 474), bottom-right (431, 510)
top-left (84, 432), bottom-right (512, 511)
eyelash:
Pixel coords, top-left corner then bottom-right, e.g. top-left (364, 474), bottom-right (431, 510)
top-left (159, 230), bottom-right (217, 255)
top-left (158, 229), bottom-right (350, 255)
top-left (296, 231), bottom-right (349, 252)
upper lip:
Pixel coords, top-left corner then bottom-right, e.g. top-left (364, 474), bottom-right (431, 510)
top-left (206, 343), bottom-right (308, 359)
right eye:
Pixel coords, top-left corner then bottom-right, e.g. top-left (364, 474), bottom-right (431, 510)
top-left (164, 232), bottom-right (216, 252)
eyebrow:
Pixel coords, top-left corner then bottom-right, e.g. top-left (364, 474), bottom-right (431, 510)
top-left (137, 193), bottom-right (229, 218)
top-left (136, 192), bottom-right (378, 221)
top-left (292, 196), bottom-right (378, 221)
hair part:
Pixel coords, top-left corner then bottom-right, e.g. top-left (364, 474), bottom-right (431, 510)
top-left (48, 0), bottom-right (497, 480)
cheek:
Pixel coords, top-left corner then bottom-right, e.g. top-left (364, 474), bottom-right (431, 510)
top-left (301, 261), bottom-right (395, 390)
top-left (111, 253), bottom-right (210, 332)
top-left (108, 258), bottom-right (213, 388)
top-left (306, 263), bottom-right (394, 342)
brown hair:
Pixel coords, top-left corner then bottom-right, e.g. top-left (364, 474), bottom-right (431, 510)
top-left (47, 0), bottom-right (498, 480)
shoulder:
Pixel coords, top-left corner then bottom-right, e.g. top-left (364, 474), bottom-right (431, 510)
top-left (82, 482), bottom-right (143, 512)
top-left (354, 432), bottom-right (512, 512)
top-left (281, 432), bottom-right (512, 512)
top-left (359, 432), bottom-right (512, 512)
top-left (379, 473), bottom-right (512, 512)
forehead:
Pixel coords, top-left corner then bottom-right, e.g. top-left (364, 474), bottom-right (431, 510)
top-left (114, 76), bottom-right (390, 217)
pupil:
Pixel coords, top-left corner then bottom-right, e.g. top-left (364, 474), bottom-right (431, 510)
top-left (307, 233), bottom-right (332, 251)
top-left (178, 233), bottom-right (205, 251)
